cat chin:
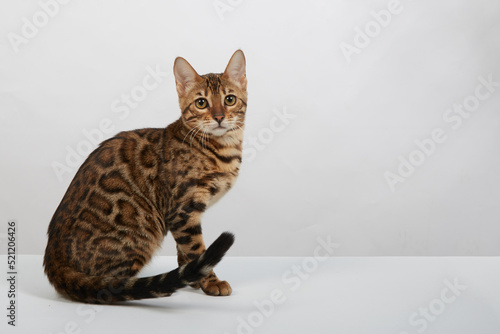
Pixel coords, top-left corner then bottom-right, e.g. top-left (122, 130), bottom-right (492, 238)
top-left (209, 127), bottom-right (229, 136)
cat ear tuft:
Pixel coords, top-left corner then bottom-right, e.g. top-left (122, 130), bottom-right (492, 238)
top-left (223, 50), bottom-right (246, 90)
top-left (173, 57), bottom-right (202, 97)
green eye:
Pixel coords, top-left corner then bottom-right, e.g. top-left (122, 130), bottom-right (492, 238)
top-left (195, 98), bottom-right (208, 109)
top-left (225, 95), bottom-right (237, 106)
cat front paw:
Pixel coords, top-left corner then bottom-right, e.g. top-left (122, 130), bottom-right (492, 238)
top-left (201, 280), bottom-right (232, 296)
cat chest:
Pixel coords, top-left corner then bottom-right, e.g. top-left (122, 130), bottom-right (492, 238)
top-left (168, 144), bottom-right (241, 208)
top-left (206, 146), bottom-right (241, 206)
top-left (207, 172), bottom-right (238, 208)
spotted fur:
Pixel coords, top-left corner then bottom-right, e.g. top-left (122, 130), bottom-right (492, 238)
top-left (44, 50), bottom-right (247, 303)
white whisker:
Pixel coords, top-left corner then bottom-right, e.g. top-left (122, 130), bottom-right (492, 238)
top-left (202, 129), bottom-right (208, 149)
top-left (190, 124), bottom-right (204, 147)
top-left (182, 124), bottom-right (201, 145)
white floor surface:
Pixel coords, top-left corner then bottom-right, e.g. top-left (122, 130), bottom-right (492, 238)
top-left (1, 256), bottom-right (500, 334)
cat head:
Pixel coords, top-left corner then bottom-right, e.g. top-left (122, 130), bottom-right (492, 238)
top-left (173, 50), bottom-right (247, 139)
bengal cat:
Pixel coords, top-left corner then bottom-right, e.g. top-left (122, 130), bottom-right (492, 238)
top-left (43, 50), bottom-right (247, 303)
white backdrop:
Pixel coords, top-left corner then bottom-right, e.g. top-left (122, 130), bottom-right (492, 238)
top-left (1, 0), bottom-right (499, 256)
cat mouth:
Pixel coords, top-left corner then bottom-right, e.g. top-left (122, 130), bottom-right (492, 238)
top-left (210, 125), bottom-right (228, 136)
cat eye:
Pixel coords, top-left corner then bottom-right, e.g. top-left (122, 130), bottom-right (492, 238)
top-left (195, 98), bottom-right (208, 109)
top-left (224, 95), bottom-right (237, 106)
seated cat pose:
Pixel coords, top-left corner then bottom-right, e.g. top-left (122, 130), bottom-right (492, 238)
top-left (44, 50), bottom-right (247, 303)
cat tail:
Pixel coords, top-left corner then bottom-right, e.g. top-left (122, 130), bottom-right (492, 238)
top-left (47, 232), bottom-right (235, 303)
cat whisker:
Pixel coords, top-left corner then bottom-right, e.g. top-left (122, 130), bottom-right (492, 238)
top-left (232, 122), bottom-right (244, 132)
top-left (182, 124), bottom-right (202, 145)
top-left (202, 129), bottom-right (208, 149)
top-left (191, 124), bottom-right (204, 147)
top-left (234, 122), bottom-right (245, 129)
top-left (198, 127), bottom-right (205, 148)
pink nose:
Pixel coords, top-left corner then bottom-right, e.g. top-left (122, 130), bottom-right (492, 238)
top-left (214, 115), bottom-right (225, 125)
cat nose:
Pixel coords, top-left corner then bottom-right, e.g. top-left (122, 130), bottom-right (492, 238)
top-left (213, 114), bottom-right (225, 125)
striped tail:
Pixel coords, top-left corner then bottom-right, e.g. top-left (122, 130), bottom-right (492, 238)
top-left (46, 232), bottom-right (235, 303)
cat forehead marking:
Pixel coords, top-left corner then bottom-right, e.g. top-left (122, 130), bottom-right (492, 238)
top-left (202, 73), bottom-right (223, 96)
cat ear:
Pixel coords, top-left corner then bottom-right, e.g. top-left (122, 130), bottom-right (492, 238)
top-left (223, 50), bottom-right (246, 90)
top-left (173, 57), bottom-right (202, 97)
